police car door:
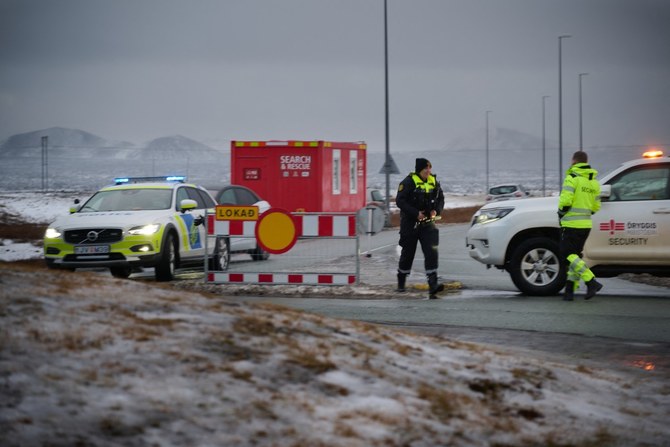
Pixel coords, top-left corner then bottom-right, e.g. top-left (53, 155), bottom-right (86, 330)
top-left (175, 186), bottom-right (210, 260)
top-left (585, 162), bottom-right (670, 264)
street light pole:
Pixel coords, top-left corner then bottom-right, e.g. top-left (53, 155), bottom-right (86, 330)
top-left (579, 72), bottom-right (589, 151)
top-left (383, 0), bottom-right (391, 213)
top-left (485, 110), bottom-right (492, 193)
top-left (542, 96), bottom-right (550, 197)
top-left (558, 35), bottom-right (571, 190)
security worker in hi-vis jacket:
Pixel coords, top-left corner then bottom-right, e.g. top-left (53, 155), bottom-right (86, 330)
top-left (396, 158), bottom-right (445, 299)
top-left (558, 151), bottom-right (602, 301)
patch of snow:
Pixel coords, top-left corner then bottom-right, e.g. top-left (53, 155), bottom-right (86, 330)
top-left (0, 190), bottom-right (86, 224)
top-left (0, 239), bottom-right (43, 261)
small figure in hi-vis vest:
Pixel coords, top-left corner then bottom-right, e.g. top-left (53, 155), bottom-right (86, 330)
top-left (558, 151), bottom-right (603, 301)
top-left (396, 158), bottom-right (445, 299)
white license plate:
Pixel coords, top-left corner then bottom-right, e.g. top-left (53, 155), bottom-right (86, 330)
top-left (74, 245), bottom-right (110, 254)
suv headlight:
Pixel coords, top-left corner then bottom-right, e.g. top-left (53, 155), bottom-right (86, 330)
top-left (473, 207), bottom-right (514, 225)
top-left (45, 228), bottom-right (62, 239)
top-left (128, 224), bottom-right (161, 236)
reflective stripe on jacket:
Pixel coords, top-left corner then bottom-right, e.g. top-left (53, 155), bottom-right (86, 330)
top-left (411, 173), bottom-right (437, 192)
top-left (559, 163), bottom-right (601, 229)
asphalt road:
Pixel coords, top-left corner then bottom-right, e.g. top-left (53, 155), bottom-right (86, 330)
top-left (229, 223), bottom-right (670, 377)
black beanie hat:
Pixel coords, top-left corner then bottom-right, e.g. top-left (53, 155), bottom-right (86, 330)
top-left (415, 158), bottom-right (431, 173)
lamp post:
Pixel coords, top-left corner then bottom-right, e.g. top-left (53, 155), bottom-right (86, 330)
top-left (542, 96), bottom-right (550, 197)
top-left (41, 136), bottom-right (48, 191)
top-left (558, 34), bottom-right (571, 189)
top-left (383, 0), bottom-right (390, 213)
top-left (485, 110), bottom-right (492, 193)
top-left (579, 72), bottom-right (589, 151)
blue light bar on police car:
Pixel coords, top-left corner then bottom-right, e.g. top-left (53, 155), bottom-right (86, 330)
top-left (114, 176), bottom-right (187, 185)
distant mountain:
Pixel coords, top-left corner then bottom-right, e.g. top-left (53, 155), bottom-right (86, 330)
top-left (0, 127), bottom-right (224, 161)
top-left (0, 127), bottom-right (230, 190)
top-left (133, 135), bottom-right (222, 160)
top-left (1, 126), bottom-right (135, 150)
top-left (0, 127), bottom-right (136, 158)
top-left (443, 127), bottom-right (552, 152)
top-left (2, 127), bottom-right (107, 149)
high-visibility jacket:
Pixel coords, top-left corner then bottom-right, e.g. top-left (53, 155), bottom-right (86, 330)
top-left (411, 173), bottom-right (437, 193)
top-left (396, 172), bottom-right (444, 231)
top-left (558, 163), bottom-right (601, 229)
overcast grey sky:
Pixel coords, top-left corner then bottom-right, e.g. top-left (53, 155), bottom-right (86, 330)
top-left (1, 0), bottom-right (669, 153)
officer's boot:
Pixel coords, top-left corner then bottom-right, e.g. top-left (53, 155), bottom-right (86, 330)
top-left (396, 273), bottom-right (407, 293)
top-left (563, 281), bottom-right (575, 301)
top-left (585, 278), bottom-right (603, 300)
top-left (427, 273), bottom-right (444, 299)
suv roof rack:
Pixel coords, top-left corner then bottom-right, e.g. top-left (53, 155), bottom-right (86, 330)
top-left (114, 176), bottom-right (186, 185)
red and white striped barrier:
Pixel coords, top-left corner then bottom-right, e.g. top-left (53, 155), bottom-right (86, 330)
top-left (206, 213), bottom-right (356, 237)
top-left (207, 272), bottom-right (356, 285)
top-left (206, 210), bottom-right (359, 286)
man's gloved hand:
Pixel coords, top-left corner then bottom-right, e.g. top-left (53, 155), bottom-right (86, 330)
top-left (557, 210), bottom-right (566, 225)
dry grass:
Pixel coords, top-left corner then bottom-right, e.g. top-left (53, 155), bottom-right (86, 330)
top-left (417, 383), bottom-right (468, 420)
top-left (0, 211), bottom-right (47, 242)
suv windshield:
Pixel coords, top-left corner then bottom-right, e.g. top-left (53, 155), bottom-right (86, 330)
top-left (490, 185), bottom-right (519, 195)
top-left (80, 189), bottom-right (173, 212)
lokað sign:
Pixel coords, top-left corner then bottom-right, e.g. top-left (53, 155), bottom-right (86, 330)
top-left (215, 206), bottom-right (259, 221)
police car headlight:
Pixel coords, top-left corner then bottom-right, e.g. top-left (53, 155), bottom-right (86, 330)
top-left (474, 207), bottom-right (514, 225)
top-left (45, 227), bottom-right (62, 239)
top-left (128, 224), bottom-right (161, 236)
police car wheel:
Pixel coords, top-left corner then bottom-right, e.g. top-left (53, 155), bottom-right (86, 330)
top-left (508, 237), bottom-right (565, 296)
top-left (110, 267), bottom-right (132, 279)
top-left (155, 232), bottom-right (177, 281)
top-left (212, 237), bottom-right (230, 271)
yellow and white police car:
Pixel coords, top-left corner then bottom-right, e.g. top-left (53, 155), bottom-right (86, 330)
top-left (44, 176), bottom-right (231, 281)
top-left (466, 151), bottom-right (670, 295)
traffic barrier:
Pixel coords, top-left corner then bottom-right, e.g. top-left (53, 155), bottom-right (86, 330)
top-left (205, 207), bottom-right (360, 286)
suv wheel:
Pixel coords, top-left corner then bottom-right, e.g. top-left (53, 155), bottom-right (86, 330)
top-left (155, 232), bottom-right (177, 281)
top-left (508, 237), bottom-right (565, 296)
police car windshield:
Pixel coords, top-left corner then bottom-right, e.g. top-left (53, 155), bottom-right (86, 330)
top-left (80, 189), bottom-right (173, 212)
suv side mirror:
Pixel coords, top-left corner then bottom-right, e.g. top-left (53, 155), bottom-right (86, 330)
top-left (69, 199), bottom-right (81, 214)
top-left (600, 185), bottom-right (612, 199)
top-left (179, 199), bottom-right (198, 213)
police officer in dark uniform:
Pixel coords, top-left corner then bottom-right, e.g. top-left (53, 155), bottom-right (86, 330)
top-left (396, 158), bottom-right (445, 298)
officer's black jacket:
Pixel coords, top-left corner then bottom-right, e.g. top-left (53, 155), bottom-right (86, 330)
top-left (396, 172), bottom-right (445, 233)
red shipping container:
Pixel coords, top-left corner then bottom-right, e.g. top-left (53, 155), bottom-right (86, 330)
top-left (231, 140), bottom-right (367, 213)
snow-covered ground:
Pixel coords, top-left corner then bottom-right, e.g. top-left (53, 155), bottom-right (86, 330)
top-left (1, 190), bottom-right (85, 224)
top-left (2, 262), bottom-right (669, 446)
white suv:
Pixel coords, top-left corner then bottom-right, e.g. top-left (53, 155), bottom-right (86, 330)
top-left (44, 176), bottom-right (229, 281)
top-left (466, 152), bottom-right (670, 295)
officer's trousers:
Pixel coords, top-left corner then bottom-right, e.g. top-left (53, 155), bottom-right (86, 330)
top-left (398, 223), bottom-right (439, 275)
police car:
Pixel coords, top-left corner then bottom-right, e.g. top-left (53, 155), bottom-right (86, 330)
top-left (466, 151), bottom-right (670, 295)
top-left (44, 176), bottom-right (231, 281)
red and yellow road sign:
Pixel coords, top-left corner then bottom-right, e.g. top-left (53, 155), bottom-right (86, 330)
top-left (255, 208), bottom-right (298, 254)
